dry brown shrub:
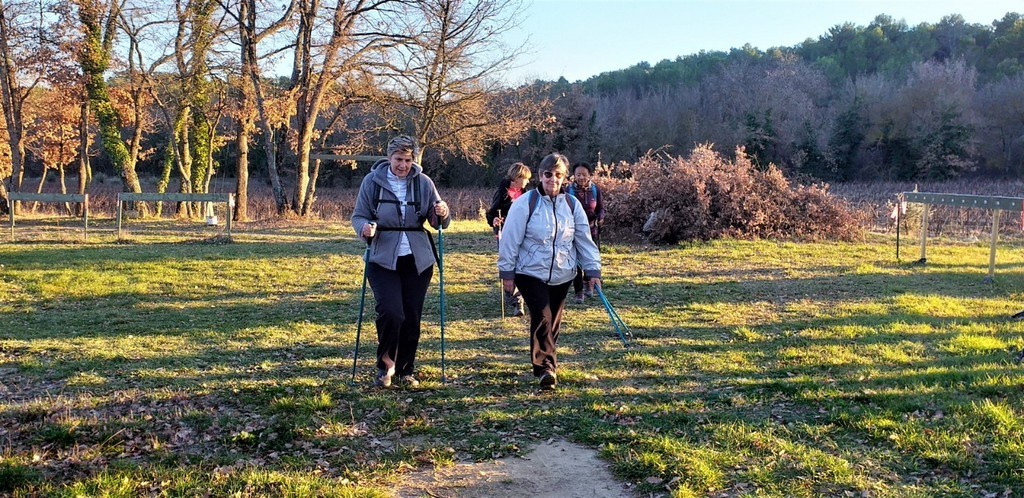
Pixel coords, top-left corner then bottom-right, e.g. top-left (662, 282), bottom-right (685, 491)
top-left (599, 145), bottom-right (863, 243)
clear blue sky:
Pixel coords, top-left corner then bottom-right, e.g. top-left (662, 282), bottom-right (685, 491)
top-left (503, 0), bottom-right (1022, 84)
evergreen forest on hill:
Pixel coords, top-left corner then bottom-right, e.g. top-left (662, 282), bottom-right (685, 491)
top-left (528, 13), bottom-right (1024, 183)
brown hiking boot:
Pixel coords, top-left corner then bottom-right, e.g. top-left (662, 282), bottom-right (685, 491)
top-left (539, 370), bottom-right (557, 390)
top-left (374, 369), bottom-right (392, 388)
top-left (398, 375), bottom-right (420, 387)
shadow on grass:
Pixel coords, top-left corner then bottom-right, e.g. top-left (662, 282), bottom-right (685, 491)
top-left (4, 233), bottom-right (1024, 495)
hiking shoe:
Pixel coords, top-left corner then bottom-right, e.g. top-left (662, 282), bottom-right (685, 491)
top-left (539, 371), bottom-right (557, 390)
top-left (512, 303), bottom-right (525, 317)
top-left (398, 375), bottom-right (420, 387)
top-left (374, 369), bottom-right (392, 388)
top-left (574, 293), bottom-right (585, 304)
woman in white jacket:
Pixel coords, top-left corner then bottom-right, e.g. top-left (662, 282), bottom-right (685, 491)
top-left (497, 153), bottom-right (602, 390)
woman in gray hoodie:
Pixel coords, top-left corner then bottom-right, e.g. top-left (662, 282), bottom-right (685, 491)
top-left (497, 153), bottom-right (601, 390)
top-left (351, 135), bottom-right (451, 388)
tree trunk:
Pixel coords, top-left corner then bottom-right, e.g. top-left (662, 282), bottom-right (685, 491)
top-left (175, 109), bottom-right (194, 218)
top-left (79, 0), bottom-right (146, 215)
top-left (0, 0), bottom-right (26, 214)
top-left (0, 181), bottom-right (8, 215)
top-left (59, 165), bottom-right (72, 216)
top-left (234, 111), bottom-right (251, 221)
top-left (302, 156), bottom-right (320, 216)
top-left (77, 102), bottom-right (91, 217)
top-left (33, 168), bottom-right (48, 212)
top-left (241, 0), bottom-right (287, 214)
top-left (92, 87), bottom-right (144, 195)
top-left (155, 144), bottom-right (174, 216)
top-left (292, 121), bottom-right (313, 214)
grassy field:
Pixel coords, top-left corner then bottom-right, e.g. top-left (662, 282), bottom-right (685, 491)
top-left (2, 217), bottom-right (1024, 497)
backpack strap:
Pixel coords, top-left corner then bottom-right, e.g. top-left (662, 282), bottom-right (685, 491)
top-left (567, 182), bottom-right (594, 209)
top-left (371, 174), bottom-right (422, 219)
top-left (370, 174), bottom-right (435, 263)
top-left (375, 225), bottom-right (439, 264)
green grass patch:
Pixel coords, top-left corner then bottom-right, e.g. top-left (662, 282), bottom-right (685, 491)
top-left (1, 221), bottom-right (1024, 495)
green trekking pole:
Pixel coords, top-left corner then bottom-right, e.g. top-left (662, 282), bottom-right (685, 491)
top-left (351, 223), bottom-right (375, 384)
top-left (596, 286), bottom-right (631, 347)
top-left (436, 202), bottom-right (447, 384)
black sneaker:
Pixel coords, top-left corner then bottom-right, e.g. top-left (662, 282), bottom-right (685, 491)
top-left (398, 375), bottom-right (420, 387)
top-left (539, 371), bottom-right (557, 390)
top-left (374, 369), bottom-right (392, 388)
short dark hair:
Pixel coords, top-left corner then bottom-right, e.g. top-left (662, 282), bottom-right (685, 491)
top-left (573, 162), bottom-right (593, 174)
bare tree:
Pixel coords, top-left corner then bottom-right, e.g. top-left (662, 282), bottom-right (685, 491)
top-left (379, 0), bottom-right (550, 166)
top-left (0, 0), bottom-right (46, 211)
top-left (118, 0), bottom-right (239, 218)
top-left (286, 0), bottom-right (404, 216)
top-left (235, 0), bottom-right (296, 214)
top-left (976, 74), bottom-right (1024, 176)
top-left (212, 0), bottom-right (295, 220)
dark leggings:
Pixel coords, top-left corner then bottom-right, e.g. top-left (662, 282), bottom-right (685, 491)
top-left (572, 267), bottom-right (589, 295)
top-left (573, 226), bottom-right (599, 295)
top-left (367, 255), bottom-right (433, 376)
top-left (514, 274), bottom-right (572, 376)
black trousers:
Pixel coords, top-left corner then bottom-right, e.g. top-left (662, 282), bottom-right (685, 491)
top-left (514, 274), bottom-right (572, 377)
top-left (572, 267), bottom-right (590, 295)
top-left (573, 224), bottom-right (599, 295)
top-left (367, 255), bottom-right (433, 377)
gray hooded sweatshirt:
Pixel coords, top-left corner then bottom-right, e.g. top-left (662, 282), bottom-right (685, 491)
top-left (351, 159), bottom-right (451, 275)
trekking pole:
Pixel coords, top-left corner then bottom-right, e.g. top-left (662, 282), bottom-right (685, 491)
top-left (436, 202), bottom-right (447, 384)
top-left (499, 279), bottom-right (505, 319)
top-left (595, 286), bottom-right (631, 347)
top-left (351, 223), bottom-right (375, 384)
top-left (496, 225), bottom-right (505, 320)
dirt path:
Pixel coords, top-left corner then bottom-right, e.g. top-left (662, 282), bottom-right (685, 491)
top-left (396, 439), bottom-right (635, 498)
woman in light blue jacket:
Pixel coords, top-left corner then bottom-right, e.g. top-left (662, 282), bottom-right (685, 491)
top-left (497, 153), bottom-right (601, 390)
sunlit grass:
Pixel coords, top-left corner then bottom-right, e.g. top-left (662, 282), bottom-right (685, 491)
top-left (2, 219), bottom-right (1024, 495)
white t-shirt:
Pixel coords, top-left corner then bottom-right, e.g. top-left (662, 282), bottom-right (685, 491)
top-left (386, 168), bottom-right (413, 256)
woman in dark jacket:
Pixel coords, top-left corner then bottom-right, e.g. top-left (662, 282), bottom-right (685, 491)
top-left (351, 135), bottom-right (451, 388)
top-left (486, 162), bottom-right (532, 316)
top-left (568, 162), bottom-right (605, 304)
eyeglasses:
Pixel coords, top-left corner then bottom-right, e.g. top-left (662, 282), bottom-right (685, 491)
top-left (541, 171), bottom-right (565, 179)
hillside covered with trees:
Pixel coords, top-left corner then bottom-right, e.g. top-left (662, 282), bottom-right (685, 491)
top-left (540, 13), bottom-right (1024, 183)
